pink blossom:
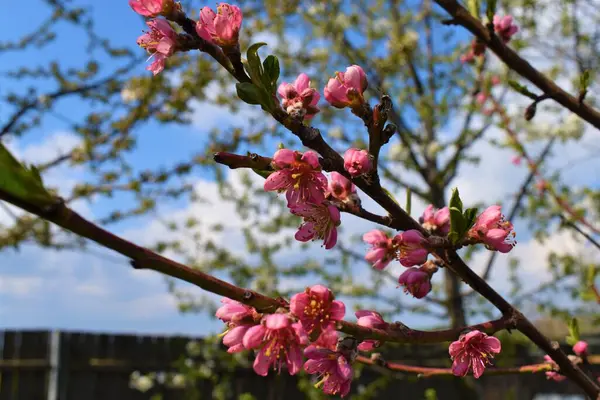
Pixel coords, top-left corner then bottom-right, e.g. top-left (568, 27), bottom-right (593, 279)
top-left (420, 205), bottom-right (450, 235)
top-left (195, 3), bottom-right (242, 47)
top-left (355, 310), bottom-right (388, 351)
top-left (215, 298), bottom-right (257, 323)
top-left (328, 172), bottom-right (356, 202)
top-left (264, 149), bottom-right (327, 206)
top-left (243, 313), bottom-right (307, 376)
top-left (324, 65), bottom-right (368, 109)
top-left (476, 92), bottom-right (488, 106)
top-left (468, 205), bottom-right (516, 253)
top-left (573, 340), bottom-right (588, 356)
top-left (493, 15), bottom-right (519, 43)
top-left (129, 0), bottom-right (172, 17)
top-left (136, 19), bottom-right (178, 75)
top-left (398, 267), bottom-right (432, 299)
top-left (511, 155), bottom-right (522, 165)
top-left (306, 328), bottom-right (339, 352)
top-left (343, 148), bottom-right (372, 177)
top-left (461, 40), bottom-right (486, 63)
top-left (289, 202), bottom-right (341, 249)
top-left (394, 230), bottom-right (429, 267)
top-left (535, 179), bottom-right (549, 193)
top-left (544, 355), bottom-right (567, 382)
top-left (449, 330), bottom-right (501, 378)
top-left (216, 298), bottom-right (259, 353)
top-left (290, 285), bottom-right (345, 336)
top-left (363, 229), bottom-right (397, 270)
top-left (491, 76), bottom-right (501, 86)
top-left (304, 347), bottom-right (353, 397)
top-left (277, 73), bottom-right (320, 119)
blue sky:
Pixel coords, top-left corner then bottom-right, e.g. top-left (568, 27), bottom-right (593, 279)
top-left (1, 0), bottom-right (599, 337)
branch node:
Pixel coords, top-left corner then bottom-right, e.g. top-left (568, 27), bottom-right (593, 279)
top-left (243, 290), bottom-right (254, 301)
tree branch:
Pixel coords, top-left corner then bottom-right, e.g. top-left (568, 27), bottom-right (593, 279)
top-left (434, 0), bottom-right (600, 131)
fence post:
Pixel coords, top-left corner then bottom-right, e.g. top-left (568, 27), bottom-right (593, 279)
top-left (46, 330), bottom-right (60, 400)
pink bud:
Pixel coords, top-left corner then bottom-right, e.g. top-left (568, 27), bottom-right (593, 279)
top-left (493, 15), bottom-right (519, 43)
top-left (491, 76), bottom-right (501, 86)
top-left (129, 0), bottom-right (173, 17)
top-left (420, 205), bottom-right (450, 235)
top-left (511, 155), bottom-right (522, 166)
top-left (573, 341), bottom-right (588, 356)
top-left (343, 148), bottom-right (372, 177)
top-left (328, 172), bottom-right (356, 202)
top-left (398, 268), bottom-right (431, 299)
top-left (355, 310), bottom-right (388, 350)
top-left (195, 3), bottom-right (243, 47)
top-left (394, 230), bottom-right (429, 267)
top-left (476, 92), bottom-right (488, 106)
top-left (324, 65), bottom-right (368, 109)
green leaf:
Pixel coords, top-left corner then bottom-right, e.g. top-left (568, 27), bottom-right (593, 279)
top-left (486, 0), bottom-right (496, 21)
top-left (0, 143), bottom-right (53, 206)
top-left (262, 55), bottom-right (280, 92)
top-left (236, 82), bottom-right (264, 105)
top-left (586, 264), bottom-right (597, 285)
top-left (245, 42), bottom-right (267, 86)
top-left (449, 206), bottom-right (466, 245)
top-left (579, 69), bottom-right (592, 91)
top-left (507, 80), bottom-right (538, 100)
top-left (566, 317), bottom-right (580, 345)
top-left (463, 207), bottom-right (479, 231)
top-left (449, 188), bottom-right (463, 213)
top-left (467, 0), bottom-right (480, 17)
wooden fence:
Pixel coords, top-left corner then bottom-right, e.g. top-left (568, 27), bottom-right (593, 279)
top-left (0, 330), bottom-right (597, 400)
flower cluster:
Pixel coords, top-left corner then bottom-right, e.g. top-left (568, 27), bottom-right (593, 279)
top-left (216, 285), bottom-right (354, 397)
top-left (468, 205), bottom-right (517, 253)
top-left (543, 340), bottom-right (589, 382)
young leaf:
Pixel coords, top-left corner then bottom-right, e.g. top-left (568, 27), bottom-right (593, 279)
top-left (467, 0), bottom-right (480, 17)
top-left (449, 188), bottom-right (463, 213)
top-left (507, 80), bottom-right (538, 100)
top-left (262, 55), bottom-right (280, 92)
top-left (0, 143), bottom-right (53, 206)
top-left (236, 82), bottom-right (263, 105)
top-left (566, 317), bottom-right (581, 345)
top-left (405, 188), bottom-right (412, 216)
top-left (246, 42), bottom-right (267, 86)
top-left (463, 207), bottom-right (479, 231)
top-left (486, 0), bottom-right (496, 22)
top-left (449, 206), bottom-right (466, 245)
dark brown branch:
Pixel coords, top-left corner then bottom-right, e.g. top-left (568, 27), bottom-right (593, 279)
top-left (434, 0), bottom-right (600, 131)
top-left (213, 152), bottom-right (273, 171)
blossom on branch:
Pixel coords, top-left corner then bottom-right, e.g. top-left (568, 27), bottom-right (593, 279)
top-left (355, 310), bottom-right (388, 351)
top-left (304, 346), bottom-right (353, 397)
top-left (243, 313), bottom-right (307, 376)
top-left (264, 149), bottom-right (327, 206)
top-left (394, 229), bottom-right (429, 267)
top-left (363, 229), bottom-right (397, 270)
top-left (216, 298), bottom-right (259, 353)
top-left (343, 148), bottom-right (372, 177)
top-left (420, 204), bottom-right (450, 235)
top-left (278, 73), bottom-right (320, 120)
top-left (306, 328), bottom-right (339, 352)
top-left (573, 340), bottom-right (588, 356)
top-left (196, 3), bottom-right (243, 47)
top-left (468, 205), bottom-right (516, 253)
top-left (290, 285), bottom-right (345, 336)
top-left (129, 0), bottom-right (175, 17)
top-left (289, 202), bottom-right (340, 249)
top-left (328, 172), bottom-right (357, 204)
top-left (136, 19), bottom-right (179, 75)
top-left (324, 65), bottom-right (368, 109)
top-left (449, 330), bottom-right (501, 378)
top-left (544, 355), bottom-right (567, 382)
top-left (493, 15), bottom-right (519, 43)
top-left (398, 267), bottom-right (432, 299)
